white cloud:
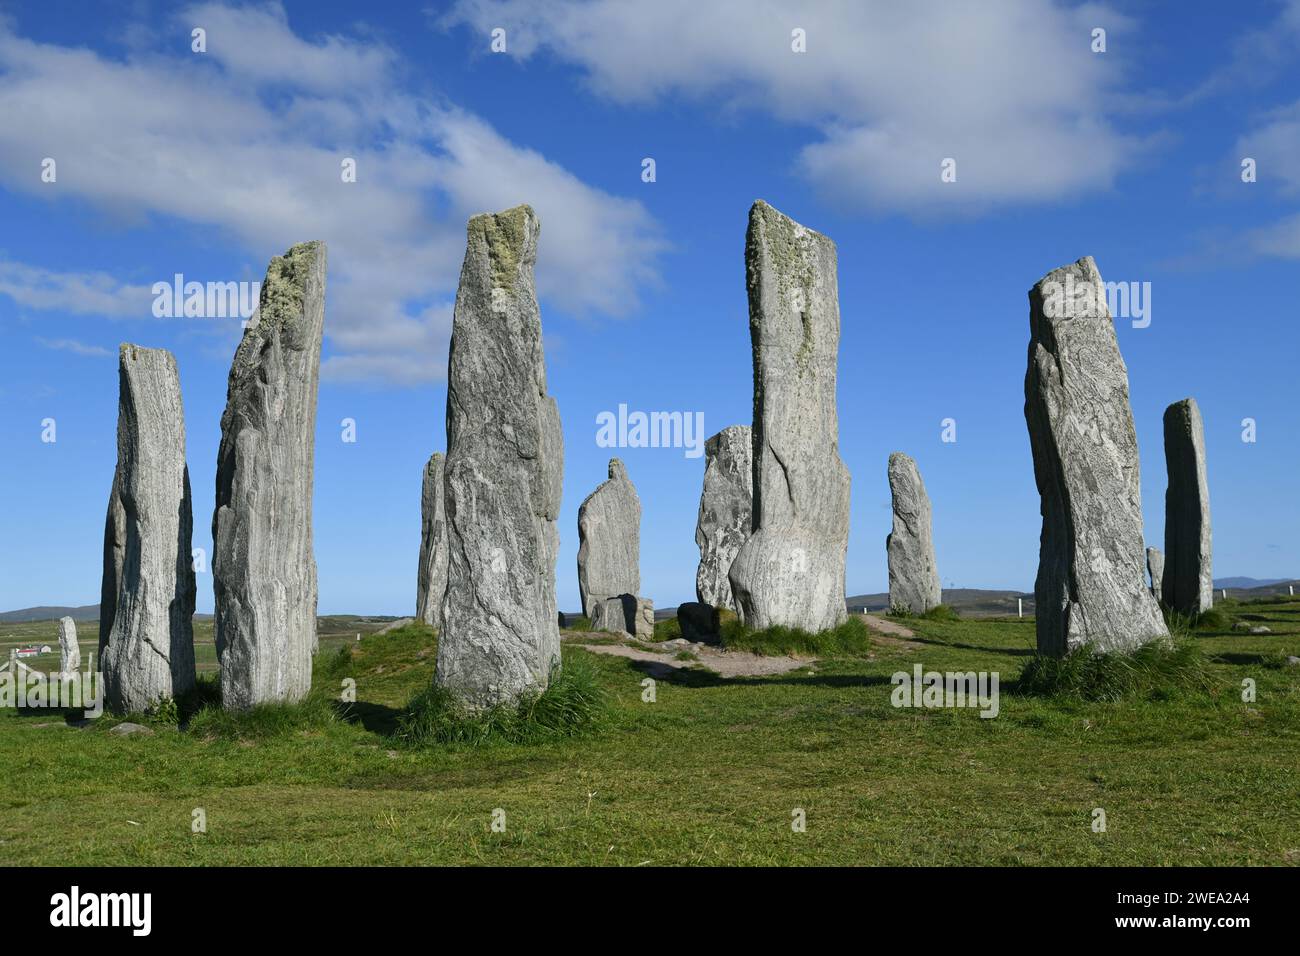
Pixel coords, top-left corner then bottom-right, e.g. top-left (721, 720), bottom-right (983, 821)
top-left (1234, 99), bottom-right (1300, 259)
top-left (35, 337), bottom-right (113, 357)
top-left (0, 2), bottom-right (664, 385)
top-left (0, 261), bottom-right (153, 316)
top-left (443, 0), bottom-right (1146, 214)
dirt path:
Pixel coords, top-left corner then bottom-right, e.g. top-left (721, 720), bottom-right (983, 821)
top-left (861, 613), bottom-right (915, 639)
top-left (576, 641), bottom-right (814, 679)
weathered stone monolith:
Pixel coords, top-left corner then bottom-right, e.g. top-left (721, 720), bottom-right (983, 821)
top-left (1146, 547), bottom-right (1165, 598)
top-left (694, 426), bottom-right (752, 613)
top-left (57, 617), bottom-right (79, 674)
top-left (436, 205), bottom-right (564, 708)
top-left (591, 594), bottom-right (654, 640)
top-left (99, 344), bottom-right (196, 712)
top-left (577, 458), bottom-right (641, 621)
top-left (1162, 397), bottom-right (1213, 615)
top-left (728, 200), bottom-right (850, 632)
top-left (212, 241), bottom-right (325, 710)
top-left (416, 452), bottom-right (448, 629)
top-left (886, 452), bottom-right (941, 614)
top-left (1024, 256), bottom-right (1167, 656)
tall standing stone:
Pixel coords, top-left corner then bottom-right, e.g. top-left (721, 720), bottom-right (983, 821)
top-left (57, 617), bottom-right (80, 674)
top-left (1024, 256), bottom-right (1167, 656)
top-left (886, 452), bottom-right (941, 614)
top-left (99, 344), bottom-right (196, 712)
top-left (213, 241), bottom-right (325, 710)
top-left (1146, 547), bottom-right (1165, 598)
top-left (728, 200), bottom-right (850, 632)
top-left (1162, 397), bottom-right (1213, 615)
top-left (694, 426), bottom-right (752, 613)
top-left (437, 205), bottom-right (564, 708)
top-left (577, 458), bottom-right (641, 618)
top-left (416, 452), bottom-right (448, 629)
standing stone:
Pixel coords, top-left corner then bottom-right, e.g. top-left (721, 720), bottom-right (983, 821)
top-left (416, 452), bottom-right (448, 630)
top-left (437, 205), bottom-right (564, 708)
top-left (1024, 256), bottom-right (1168, 656)
top-left (1146, 547), bottom-right (1164, 598)
top-left (694, 425), bottom-right (752, 613)
top-left (886, 452), bottom-right (942, 614)
top-left (57, 617), bottom-right (80, 674)
top-left (590, 594), bottom-right (655, 641)
top-left (728, 200), bottom-right (850, 632)
top-left (99, 344), bottom-right (196, 712)
top-left (213, 242), bottom-right (325, 710)
top-left (577, 458), bottom-right (641, 620)
top-left (1162, 397), bottom-right (1213, 615)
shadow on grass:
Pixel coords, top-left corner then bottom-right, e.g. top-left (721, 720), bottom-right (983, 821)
top-left (906, 635), bottom-right (1035, 658)
top-left (341, 699), bottom-right (404, 736)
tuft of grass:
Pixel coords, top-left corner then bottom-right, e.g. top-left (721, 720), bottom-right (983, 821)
top-left (652, 617), bottom-right (682, 642)
top-left (395, 656), bottom-right (606, 748)
top-left (888, 603), bottom-right (959, 622)
top-left (563, 615), bottom-right (593, 632)
top-left (185, 691), bottom-right (343, 740)
top-left (720, 614), bottom-right (871, 657)
top-left (1016, 638), bottom-right (1213, 702)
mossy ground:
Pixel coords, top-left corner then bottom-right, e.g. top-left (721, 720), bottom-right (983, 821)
top-left (1, 599), bottom-right (1297, 865)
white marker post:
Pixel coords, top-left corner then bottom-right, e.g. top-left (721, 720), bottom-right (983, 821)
top-left (1017, 598), bottom-right (1023, 618)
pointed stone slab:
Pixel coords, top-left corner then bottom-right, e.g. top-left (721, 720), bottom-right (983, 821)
top-left (99, 344), bottom-right (196, 713)
top-left (1162, 397), bottom-right (1212, 615)
top-left (58, 617), bottom-right (80, 674)
top-left (886, 452), bottom-right (941, 614)
top-left (694, 425), bottom-right (752, 613)
top-left (437, 205), bottom-right (564, 708)
top-left (416, 452), bottom-right (448, 629)
top-left (212, 242), bottom-right (325, 710)
top-left (1024, 256), bottom-right (1167, 656)
top-left (1146, 547), bottom-right (1165, 598)
top-left (728, 200), bottom-right (850, 632)
top-left (577, 458), bottom-right (641, 619)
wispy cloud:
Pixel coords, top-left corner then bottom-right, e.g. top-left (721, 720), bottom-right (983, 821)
top-left (35, 336), bottom-right (113, 357)
top-left (443, 0), bottom-right (1148, 215)
top-left (0, 261), bottom-right (153, 317)
top-left (0, 2), bottom-right (665, 385)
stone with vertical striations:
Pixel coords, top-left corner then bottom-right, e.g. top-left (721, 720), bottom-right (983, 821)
top-left (212, 242), bottom-right (326, 710)
top-left (694, 425), bottom-right (752, 613)
top-left (58, 617), bottom-right (79, 674)
top-left (728, 200), bottom-right (850, 632)
top-left (886, 452), bottom-right (942, 614)
top-left (1162, 397), bottom-right (1213, 615)
top-left (577, 458), bottom-right (641, 620)
top-left (1146, 547), bottom-right (1165, 597)
top-left (437, 205), bottom-right (564, 708)
top-left (1024, 256), bottom-right (1168, 656)
top-left (416, 452), bottom-right (448, 629)
top-left (99, 344), bottom-right (196, 713)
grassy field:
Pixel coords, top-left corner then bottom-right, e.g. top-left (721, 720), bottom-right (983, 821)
top-left (1, 599), bottom-right (1297, 865)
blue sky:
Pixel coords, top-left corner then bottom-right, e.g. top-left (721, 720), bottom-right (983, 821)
top-left (0, 0), bottom-right (1297, 615)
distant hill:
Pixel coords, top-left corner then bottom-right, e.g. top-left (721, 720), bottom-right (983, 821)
top-left (0, 605), bottom-right (218, 624)
top-left (846, 588), bottom-right (1034, 618)
top-left (0, 604), bottom-right (100, 623)
top-left (1213, 577), bottom-right (1289, 590)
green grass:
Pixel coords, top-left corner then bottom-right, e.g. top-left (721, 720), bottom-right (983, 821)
top-left (888, 603), bottom-right (962, 622)
top-left (1016, 639), bottom-right (1213, 702)
top-left (395, 657), bottom-right (606, 747)
top-left (652, 617), bottom-right (682, 642)
top-left (2, 601), bottom-right (1298, 865)
top-left (720, 614), bottom-right (872, 656)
